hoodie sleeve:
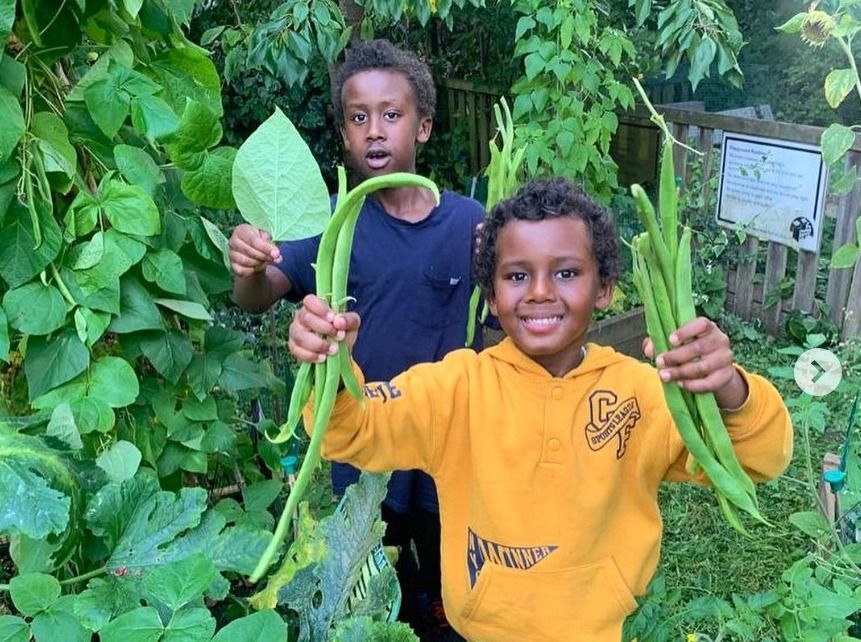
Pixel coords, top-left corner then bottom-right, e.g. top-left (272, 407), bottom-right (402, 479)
top-left (302, 351), bottom-right (472, 476)
top-left (663, 367), bottom-right (793, 483)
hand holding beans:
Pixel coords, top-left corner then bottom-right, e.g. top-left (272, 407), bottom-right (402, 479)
top-left (228, 224), bottom-right (282, 277)
top-left (289, 294), bottom-right (361, 364)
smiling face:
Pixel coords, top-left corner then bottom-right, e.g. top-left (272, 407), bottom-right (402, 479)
top-left (339, 69), bottom-right (432, 179)
top-left (488, 217), bottom-right (613, 377)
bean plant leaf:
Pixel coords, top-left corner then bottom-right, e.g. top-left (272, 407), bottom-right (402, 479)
top-left (89, 356), bottom-right (140, 408)
top-left (130, 95), bottom-right (180, 140)
top-left (9, 573), bottom-right (61, 616)
top-left (139, 330), bottom-right (194, 383)
top-left (73, 306), bottom-right (112, 347)
top-left (821, 123), bottom-right (855, 166)
top-left (32, 112), bottom-right (77, 178)
top-left (84, 76), bottom-right (131, 139)
top-left (67, 41), bottom-right (135, 102)
top-left (0, 86), bottom-right (26, 163)
top-left (825, 69), bottom-right (857, 109)
top-left (101, 180), bottom-right (161, 236)
top-left (114, 145), bottom-right (163, 196)
top-left (232, 108), bottom-right (330, 242)
top-left (0, 55), bottom-right (25, 97)
top-left (46, 403), bottom-right (83, 450)
top-left (2, 282), bottom-right (67, 335)
top-left (150, 49), bottom-right (223, 118)
top-left (788, 511), bottom-right (831, 539)
top-left (0, 616), bottom-right (30, 642)
top-left (30, 598), bottom-right (91, 642)
top-left (142, 249), bottom-right (186, 295)
top-left (165, 100), bottom-right (222, 170)
top-left (181, 146), bottom-right (237, 210)
top-left (108, 276), bottom-right (165, 334)
top-left (154, 298), bottom-right (212, 320)
top-left (24, 331), bottom-right (90, 400)
top-left (200, 217), bottom-right (230, 269)
top-left (187, 352), bottom-right (222, 401)
top-left (96, 440), bottom-right (142, 483)
top-left (0, 201), bottom-right (62, 289)
top-left (211, 611), bottom-right (287, 642)
top-left (99, 607), bottom-right (163, 642)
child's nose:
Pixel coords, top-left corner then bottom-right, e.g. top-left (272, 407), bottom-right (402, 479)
top-left (527, 273), bottom-right (554, 301)
top-left (366, 115), bottom-right (384, 140)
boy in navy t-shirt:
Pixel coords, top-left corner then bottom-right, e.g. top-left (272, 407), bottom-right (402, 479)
top-left (229, 39), bottom-right (483, 639)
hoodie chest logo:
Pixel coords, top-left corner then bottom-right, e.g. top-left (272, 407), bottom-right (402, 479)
top-left (585, 390), bottom-right (641, 459)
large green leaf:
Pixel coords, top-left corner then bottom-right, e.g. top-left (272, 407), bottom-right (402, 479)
top-left (84, 76), bottom-right (130, 139)
top-left (32, 112), bottom-right (77, 179)
top-left (139, 330), bottom-right (193, 384)
top-left (0, 157), bottom-right (19, 217)
top-left (30, 598), bottom-right (91, 642)
top-left (0, 55), bottom-right (25, 97)
top-left (163, 0), bottom-right (196, 25)
top-left (114, 145), bottom-right (163, 196)
top-left (0, 427), bottom-right (81, 564)
top-left (108, 276), bottom-right (165, 334)
top-left (186, 352), bottom-right (222, 401)
top-left (0, 616), bottom-right (30, 642)
top-left (9, 573), bottom-right (61, 616)
top-left (142, 249), bottom-right (186, 295)
top-left (99, 607), bottom-right (163, 642)
top-left (74, 307), bottom-right (110, 347)
top-left (87, 355), bottom-right (140, 408)
top-left (101, 180), bottom-right (161, 236)
top-left (3, 282), bottom-right (67, 335)
top-left (154, 298), bottom-right (212, 321)
top-left (161, 608), bottom-right (216, 642)
top-left (46, 403), bottom-right (83, 450)
top-left (182, 146), bottom-right (236, 209)
top-left (831, 243), bottom-right (860, 269)
top-left (142, 554), bottom-right (216, 611)
top-left (150, 49), bottom-right (223, 118)
top-left (24, 331), bottom-right (90, 400)
top-left (825, 69), bottom-right (857, 109)
top-left (212, 611), bottom-right (286, 642)
top-left (64, 266), bottom-right (120, 315)
top-left (165, 100), bottom-right (222, 170)
top-left (822, 123), bottom-right (856, 166)
top-left (73, 232), bottom-right (139, 295)
top-left (232, 108), bottom-right (330, 241)
top-left (0, 201), bottom-right (62, 289)
top-left (71, 232), bottom-right (105, 270)
top-left (85, 474), bottom-right (160, 550)
top-left (68, 41), bottom-right (135, 102)
top-left (200, 217), bottom-right (230, 269)
top-left (0, 86), bottom-right (25, 163)
top-left (96, 440), bottom-right (142, 483)
top-left (130, 95), bottom-right (179, 141)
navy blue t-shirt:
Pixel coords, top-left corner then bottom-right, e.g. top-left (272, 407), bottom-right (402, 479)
top-left (276, 190), bottom-right (485, 513)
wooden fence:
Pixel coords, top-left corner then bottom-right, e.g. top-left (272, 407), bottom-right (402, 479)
top-left (620, 105), bottom-right (861, 341)
top-left (440, 78), bottom-right (861, 341)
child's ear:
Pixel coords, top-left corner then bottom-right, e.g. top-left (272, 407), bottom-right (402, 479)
top-left (340, 125), bottom-right (350, 150)
top-left (416, 116), bottom-right (432, 144)
top-left (594, 281), bottom-right (614, 312)
top-left (487, 290), bottom-right (498, 317)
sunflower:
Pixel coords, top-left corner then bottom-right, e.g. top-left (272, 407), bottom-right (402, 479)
top-left (801, 10), bottom-right (836, 47)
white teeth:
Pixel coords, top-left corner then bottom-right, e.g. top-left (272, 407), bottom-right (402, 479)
top-left (523, 316), bottom-right (562, 325)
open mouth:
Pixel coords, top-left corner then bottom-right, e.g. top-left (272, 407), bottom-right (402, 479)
top-left (365, 150), bottom-right (390, 168)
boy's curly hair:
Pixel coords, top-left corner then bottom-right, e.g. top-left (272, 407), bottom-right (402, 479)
top-left (474, 177), bottom-right (619, 293)
top-left (331, 39), bottom-right (436, 126)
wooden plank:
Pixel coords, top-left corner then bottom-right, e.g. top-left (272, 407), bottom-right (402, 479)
top-left (439, 77), bottom-right (500, 96)
top-left (826, 152), bottom-right (861, 329)
top-left (698, 126), bottom-right (714, 220)
top-left (671, 123), bottom-right (688, 186)
top-left (819, 452), bottom-right (841, 525)
top-left (732, 236), bottom-right (759, 319)
top-left (477, 93), bottom-right (489, 172)
top-left (843, 254), bottom-right (861, 339)
top-left (466, 89), bottom-right (478, 174)
top-left (761, 242), bottom-right (788, 334)
top-left (792, 250), bottom-right (819, 313)
top-left (622, 106), bottom-right (861, 152)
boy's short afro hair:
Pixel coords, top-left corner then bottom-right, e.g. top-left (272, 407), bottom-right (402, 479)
top-left (474, 177), bottom-right (619, 293)
top-left (331, 39), bottom-right (436, 126)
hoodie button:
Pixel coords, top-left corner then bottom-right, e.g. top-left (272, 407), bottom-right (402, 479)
top-left (548, 438), bottom-right (561, 451)
top-left (551, 387), bottom-right (563, 400)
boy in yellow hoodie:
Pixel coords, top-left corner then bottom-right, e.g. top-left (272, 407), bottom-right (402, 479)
top-left (288, 177), bottom-right (793, 642)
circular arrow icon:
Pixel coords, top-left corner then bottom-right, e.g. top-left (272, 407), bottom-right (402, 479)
top-left (794, 348), bottom-right (843, 397)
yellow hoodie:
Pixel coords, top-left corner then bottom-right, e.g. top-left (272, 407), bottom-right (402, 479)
top-left (312, 338), bottom-right (793, 642)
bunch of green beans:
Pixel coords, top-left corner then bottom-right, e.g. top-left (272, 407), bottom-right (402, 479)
top-left (465, 98), bottom-right (525, 346)
top-left (249, 169), bottom-right (440, 582)
top-left (629, 141), bottom-right (766, 535)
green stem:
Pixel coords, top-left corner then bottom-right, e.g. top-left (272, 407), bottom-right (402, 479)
top-left (632, 76), bottom-right (702, 157)
top-left (59, 566), bottom-right (106, 586)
